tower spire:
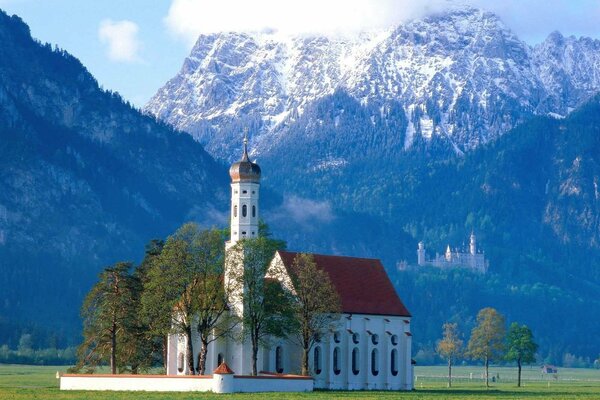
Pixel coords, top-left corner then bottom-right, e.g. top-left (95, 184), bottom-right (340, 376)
top-left (241, 127), bottom-right (249, 162)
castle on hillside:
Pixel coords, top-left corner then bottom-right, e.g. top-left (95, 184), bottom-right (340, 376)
top-left (416, 233), bottom-right (488, 273)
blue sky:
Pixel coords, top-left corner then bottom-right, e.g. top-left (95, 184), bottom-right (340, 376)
top-left (1, 0), bottom-right (599, 108)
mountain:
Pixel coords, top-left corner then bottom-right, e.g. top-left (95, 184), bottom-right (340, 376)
top-left (145, 6), bottom-right (600, 162)
top-left (0, 11), bottom-right (229, 347)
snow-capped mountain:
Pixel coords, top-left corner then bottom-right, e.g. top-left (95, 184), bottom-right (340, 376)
top-left (145, 7), bottom-right (600, 161)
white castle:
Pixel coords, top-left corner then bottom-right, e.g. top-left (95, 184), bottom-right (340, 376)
top-left (165, 135), bottom-right (415, 390)
top-left (416, 233), bottom-right (488, 273)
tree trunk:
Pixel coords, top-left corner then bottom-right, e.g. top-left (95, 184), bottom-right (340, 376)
top-left (162, 336), bottom-right (168, 372)
top-left (517, 358), bottom-right (522, 387)
top-left (485, 356), bottom-right (489, 388)
top-left (198, 338), bottom-right (208, 375)
top-left (302, 346), bottom-right (309, 376)
top-left (251, 333), bottom-right (258, 376)
top-left (448, 359), bottom-right (452, 388)
top-left (110, 322), bottom-right (117, 374)
top-left (185, 325), bottom-right (194, 375)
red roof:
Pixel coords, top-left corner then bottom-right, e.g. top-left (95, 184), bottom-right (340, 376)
top-left (277, 251), bottom-right (411, 317)
top-left (213, 362), bottom-right (234, 374)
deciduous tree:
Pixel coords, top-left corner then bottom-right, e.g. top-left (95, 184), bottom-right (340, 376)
top-left (228, 236), bottom-right (294, 375)
top-left (505, 322), bottom-right (538, 387)
top-left (467, 307), bottom-right (505, 387)
top-left (287, 253), bottom-right (340, 376)
top-left (436, 322), bottom-right (463, 387)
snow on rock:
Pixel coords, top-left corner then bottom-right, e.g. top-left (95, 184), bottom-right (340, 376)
top-left (145, 6), bottom-right (600, 162)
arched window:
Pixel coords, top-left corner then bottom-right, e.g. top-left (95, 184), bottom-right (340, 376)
top-left (352, 333), bottom-right (360, 344)
top-left (371, 334), bottom-right (379, 345)
top-left (252, 205), bottom-right (256, 217)
top-left (371, 349), bottom-right (379, 376)
top-left (391, 349), bottom-right (398, 376)
top-left (242, 204), bottom-right (247, 217)
top-left (313, 346), bottom-right (322, 375)
top-left (333, 347), bottom-right (341, 375)
top-left (352, 348), bottom-right (360, 375)
top-left (275, 346), bottom-right (283, 373)
top-left (333, 332), bottom-right (341, 343)
top-left (391, 334), bottom-right (398, 346)
top-left (217, 353), bottom-right (224, 367)
top-left (233, 205), bottom-right (238, 218)
top-left (177, 352), bottom-right (184, 373)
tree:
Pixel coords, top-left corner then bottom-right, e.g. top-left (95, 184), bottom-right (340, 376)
top-left (141, 224), bottom-right (201, 375)
top-left (77, 262), bottom-right (137, 374)
top-left (436, 322), bottom-right (463, 387)
top-left (288, 253), bottom-right (341, 376)
top-left (505, 322), bottom-right (538, 387)
top-left (467, 307), bottom-right (506, 387)
top-left (190, 228), bottom-right (236, 375)
top-left (228, 236), bottom-right (295, 375)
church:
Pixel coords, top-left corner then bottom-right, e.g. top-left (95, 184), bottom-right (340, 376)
top-left (166, 136), bottom-right (414, 391)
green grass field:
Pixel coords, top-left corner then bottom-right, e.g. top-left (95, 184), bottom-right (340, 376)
top-left (1, 364), bottom-right (599, 399)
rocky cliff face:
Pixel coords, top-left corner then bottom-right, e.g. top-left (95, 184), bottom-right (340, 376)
top-left (146, 7), bottom-right (600, 161)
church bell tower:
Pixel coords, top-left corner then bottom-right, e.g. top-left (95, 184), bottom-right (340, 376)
top-left (227, 130), bottom-right (261, 248)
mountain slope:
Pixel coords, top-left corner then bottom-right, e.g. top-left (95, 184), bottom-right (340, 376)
top-left (0, 11), bottom-right (228, 346)
top-left (145, 6), bottom-right (600, 162)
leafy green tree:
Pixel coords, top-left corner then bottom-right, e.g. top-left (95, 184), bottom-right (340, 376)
top-left (141, 224), bottom-right (199, 374)
top-left (228, 236), bottom-right (294, 375)
top-left (288, 253), bottom-right (340, 376)
top-left (505, 322), bottom-right (538, 387)
top-left (190, 228), bottom-right (235, 375)
top-left (467, 307), bottom-right (506, 387)
top-left (436, 322), bottom-right (463, 387)
top-left (77, 262), bottom-right (137, 374)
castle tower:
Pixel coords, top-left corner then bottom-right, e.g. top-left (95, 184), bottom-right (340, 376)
top-left (417, 242), bottom-right (426, 266)
top-left (469, 232), bottom-right (476, 255)
top-left (227, 130), bottom-right (261, 248)
top-left (445, 245), bottom-right (452, 262)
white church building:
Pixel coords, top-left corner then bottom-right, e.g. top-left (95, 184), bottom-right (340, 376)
top-left (166, 137), bottom-right (414, 391)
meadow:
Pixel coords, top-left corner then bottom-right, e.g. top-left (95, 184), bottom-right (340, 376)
top-left (1, 364), bottom-right (599, 399)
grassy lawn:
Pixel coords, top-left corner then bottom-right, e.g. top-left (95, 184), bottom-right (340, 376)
top-left (0, 364), bottom-right (599, 399)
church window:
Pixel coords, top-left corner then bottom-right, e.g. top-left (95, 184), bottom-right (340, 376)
top-left (352, 348), bottom-right (360, 375)
top-left (313, 346), bottom-right (322, 375)
top-left (391, 349), bottom-right (398, 376)
top-left (371, 334), bottom-right (379, 345)
top-left (391, 334), bottom-right (398, 346)
top-left (242, 190), bottom-right (247, 194)
top-left (177, 353), bottom-right (184, 373)
top-left (352, 333), bottom-right (360, 344)
top-left (217, 353), bottom-right (224, 367)
top-left (275, 346), bottom-right (283, 373)
top-left (242, 204), bottom-right (247, 217)
top-left (371, 349), bottom-right (379, 376)
top-left (252, 191), bottom-right (255, 194)
top-left (333, 347), bottom-right (341, 375)
top-left (233, 205), bottom-right (237, 218)
top-left (242, 231), bottom-right (246, 235)
top-left (252, 205), bottom-right (256, 217)
top-left (333, 332), bottom-right (341, 343)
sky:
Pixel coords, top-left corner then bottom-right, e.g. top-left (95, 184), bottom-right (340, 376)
top-left (0, 0), bottom-right (599, 107)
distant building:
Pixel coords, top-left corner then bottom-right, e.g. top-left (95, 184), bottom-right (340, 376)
top-left (416, 233), bottom-right (488, 273)
top-left (541, 365), bottom-right (558, 374)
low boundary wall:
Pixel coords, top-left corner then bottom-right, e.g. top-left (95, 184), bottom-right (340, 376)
top-left (59, 373), bottom-right (313, 393)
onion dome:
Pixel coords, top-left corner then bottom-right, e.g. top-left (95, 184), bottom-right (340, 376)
top-left (229, 131), bottom-right (261, 183)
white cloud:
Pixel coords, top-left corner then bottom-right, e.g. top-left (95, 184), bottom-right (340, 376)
top-left (266, 196), bottom-right (335, 229)
top-left (164, 0), bottom-right (600, 47)
top-left (98, 19), bottom-right (142, 63)
top-left (164, 0), bottom-right (455, 45)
